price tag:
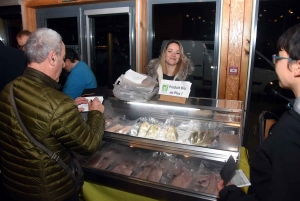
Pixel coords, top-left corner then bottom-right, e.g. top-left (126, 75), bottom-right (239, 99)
top-left (159, 80), bottom-right (191, 98)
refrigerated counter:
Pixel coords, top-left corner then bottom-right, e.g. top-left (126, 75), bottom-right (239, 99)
top-left (80, 96), bottom-right (243, 201)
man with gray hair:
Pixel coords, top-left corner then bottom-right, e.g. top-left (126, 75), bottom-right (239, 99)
top-left (0, 28), bottom-right (105, 201)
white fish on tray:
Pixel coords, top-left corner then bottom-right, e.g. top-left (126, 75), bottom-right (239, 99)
top-left (165, 126), bottom-right (178, 142)
top-left (138, 122), bottom-right (151, 137)
top-left (146, 124), bottom-right (161, 138)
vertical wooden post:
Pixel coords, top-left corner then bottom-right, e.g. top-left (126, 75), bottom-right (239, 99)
top-left (135, 0), bottom-right (147, 73)
top-left (218, 0), bottom-right (231, 99)
top-left (218, 0), bottom-right (253, 101)
top-left (21, 2), bottom-right (37, 32)
top-left (239, 0), bottom-right (253, 102)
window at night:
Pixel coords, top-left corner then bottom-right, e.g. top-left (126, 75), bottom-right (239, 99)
top-left (151, 2), bottom-right (217, 98)
top-left (152, 2), bottom-right (216, 58)
top-left (47, 17), bottom-right (78, 46)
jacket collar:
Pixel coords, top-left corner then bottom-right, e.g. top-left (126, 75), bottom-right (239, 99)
top-left (147, 57), bottom-right (194, 83)
top-left (23, 67), bottom-right (61, 90)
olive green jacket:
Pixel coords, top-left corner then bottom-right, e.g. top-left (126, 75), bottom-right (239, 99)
top-left (0, 67), bottom-right (104, 201)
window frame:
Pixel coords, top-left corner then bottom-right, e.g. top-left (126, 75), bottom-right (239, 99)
top-left (147, 0), bottom-right (222, 98)
top-left (36, 2), bottom-right (135, 70)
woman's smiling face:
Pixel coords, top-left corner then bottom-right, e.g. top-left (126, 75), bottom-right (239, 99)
top-left (165, 42), bottom-right (180, 66)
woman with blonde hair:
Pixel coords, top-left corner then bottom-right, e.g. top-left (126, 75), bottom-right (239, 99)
top-left (147, 40), bottom-right (195, 96)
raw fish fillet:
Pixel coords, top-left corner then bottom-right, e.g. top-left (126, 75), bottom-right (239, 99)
top-left (136, 166), bottom-right (152, 180)
top-left (97, 157), bottom-right (113, 170)
top-left (106, 124), bottom-right (123, 132)
top-left (105, 117), bottom-right (118, 128)
top-left (205, 174), bottom-right (218, 195)
top-left (111, 164), bottom-right (133, 176)
top-left (115, 125), bottom-right (131, 134)
top-left (138, 122), bottom-right (151, 137)
top-left (86, 150), bottom-right (113, 167)
top-left (86, 155), bottom-right (103, 167)
top-left (196, 174), bottom-right (211, 188)
top-left (147, 168), bottom-right (162, 182)
top-left (171, 169), bottom-right (193, 188)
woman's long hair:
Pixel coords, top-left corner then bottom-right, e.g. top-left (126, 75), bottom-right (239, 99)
top-left (159, 40), bottom-right (185, 76)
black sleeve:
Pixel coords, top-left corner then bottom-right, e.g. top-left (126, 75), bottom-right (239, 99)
top-left (219, 185), bottom-right (258, 201)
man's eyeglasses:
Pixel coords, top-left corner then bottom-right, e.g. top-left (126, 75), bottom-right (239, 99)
top-left (272, 54), bottom-right (292, 65)
top-left (17, 45), bottom-right (25, 50)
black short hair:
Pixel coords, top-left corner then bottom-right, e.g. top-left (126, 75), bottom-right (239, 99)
top-left (277, 23), bottom-right (300, 60)
top-left (65, 48), bottom-right (79, 63)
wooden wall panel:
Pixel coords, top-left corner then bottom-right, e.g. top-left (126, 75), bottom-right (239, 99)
top-left (218, 0), bottom-right (231, 99)
top-left (239, 0), bottom-right (253, 102)
top-left (225, 0), bottom-right (244, 100)
top-left (219, 0), bottom-right (253, 101)
top-left (21, 3), bottom-right (37, 31)
top-left (135, 0), bottom-right (147, 73)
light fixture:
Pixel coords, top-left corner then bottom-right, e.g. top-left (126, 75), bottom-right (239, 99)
top-left (127, 102), bottom-right (200, 111)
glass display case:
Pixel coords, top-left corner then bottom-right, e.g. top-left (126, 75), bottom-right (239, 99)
top-left (80, 96), bottom-right (243, 201)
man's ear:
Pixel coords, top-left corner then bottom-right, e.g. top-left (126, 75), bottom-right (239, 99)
top-left (294, 60), bottom-right (300, 77)
top-left (47, 50), bottom-right (57, 65)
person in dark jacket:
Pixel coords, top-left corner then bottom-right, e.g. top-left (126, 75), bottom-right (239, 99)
top-left (16, 30), bottom-right (32, 51)
top-left (0, 40), bottom-right (26, 91)
top-left (0, 28), bottom-right (105, 201)
top-left (217, 23), bottom-right (300, 201)
top-left (147, 40), bottom-right (195, 96)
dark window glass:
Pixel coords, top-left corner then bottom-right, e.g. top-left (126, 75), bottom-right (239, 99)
top-left (152, 2), bottom-right (216, 58)
top-left (254, 52), bottom-right (274, 71)
top-left (91, 14), bottom-right (130, 88)
top-left (47, 17), bottom-right (78, 45)
top-left (0, 5), bottom-right (22, 48)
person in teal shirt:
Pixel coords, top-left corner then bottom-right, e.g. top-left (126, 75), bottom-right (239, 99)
top-left (63, 48), bottom-right (97, 99)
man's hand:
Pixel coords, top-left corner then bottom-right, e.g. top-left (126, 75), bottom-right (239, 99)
top-left (88, 97), bottom-right (105, 113)
top-left (217, 180), bottom-right (233, 198)
top-left (75, 97), bottom-right (88, 105)
top-left (75, 97), bottom-right (88, 112)
top-left (218, 180), bottom-right (233, 192)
